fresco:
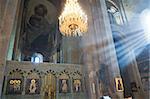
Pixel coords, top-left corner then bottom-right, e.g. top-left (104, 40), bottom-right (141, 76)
top-left (21, 0), bottom-right (61, 61)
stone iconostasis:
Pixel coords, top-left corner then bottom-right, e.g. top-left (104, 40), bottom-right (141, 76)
top-left (4, 61), bottom-right (83, 96)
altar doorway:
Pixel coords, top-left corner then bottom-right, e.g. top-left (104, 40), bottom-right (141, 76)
top-left (42, 73), bottom-right (56, 99)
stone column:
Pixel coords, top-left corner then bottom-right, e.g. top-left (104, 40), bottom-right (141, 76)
top-left (127, 51), bottom-right (146, 99)
top-left (53, 52), bottom-right (57, 63)
top-left (0, 0), bottom-right (8, 26)
top-left (60, 50), bottom-right (63, 63)
top-left (3, 76), bottom-right (8, 95)
top-left (7, 0), bottom-right (24, 61)
top-left (70, 78), bottom-right (74, 99)
top-left (0, 0), bottom-right (20, 96)
top-left (12, 0), bottom-right (25, 61)
top-left (82, 0), bottom-right (123, 98)
top-left (118, 0), bottom-right (128, 23)
top-left (22, 74), bottom-right (27, 95)
top-left (56, 77), bottom-right (59, 99)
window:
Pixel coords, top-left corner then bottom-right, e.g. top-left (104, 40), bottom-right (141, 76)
top-left (31, 53), bottom-right (43, 63)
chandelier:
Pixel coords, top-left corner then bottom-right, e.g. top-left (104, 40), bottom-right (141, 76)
top-left (59, 0), bottom-right (88, 36)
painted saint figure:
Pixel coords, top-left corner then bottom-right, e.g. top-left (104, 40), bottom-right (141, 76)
top-left (22, 2), bottom-right (61, 61)
top-left (61, 79), bottom-right (68, 92)
top-left (115, 77), bottom-right (124, 92)
top-left (27, 4), bottom-right (50, 44)
top-left (73, 80), bottom-right (81, 92)
top-left (14, 80), bottom-right (21, 91)
top-left (9, 79), bottom-right (21, 94)
top-left (29, 79), bottom-right (37, 93)
top-left (117, 80), bottom-right (123, 90)
top-left (24, 4), bottom-right (55, 54)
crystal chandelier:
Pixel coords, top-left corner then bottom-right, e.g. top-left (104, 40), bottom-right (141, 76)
top-left (59, 0), bottom-right (88, 36)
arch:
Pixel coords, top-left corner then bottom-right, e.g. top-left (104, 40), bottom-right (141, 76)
top-left (72, 71), bottom-right (82, 79)
top-left (59, 73), bottom-right (70, 79)
top-left (106, 0), bottom-right (123, 25)
top-left (106, 0), bottom-right (119, 9)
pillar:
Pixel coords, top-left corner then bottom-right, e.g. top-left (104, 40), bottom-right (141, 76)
top-left (22, 74), bottom-right (27, 95)
top-left (127, 51), bottom-right (146, 99)
top-left (0, 0), bottom-right (20, 96)
top-left (70, 78), bottom-right (74, 99)
top-left (56, 77), bottom-right (59, 99)
top-left (82, 0), bottom-right (123, 98)
top-left (12, 0), bottom-right (25, 61)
